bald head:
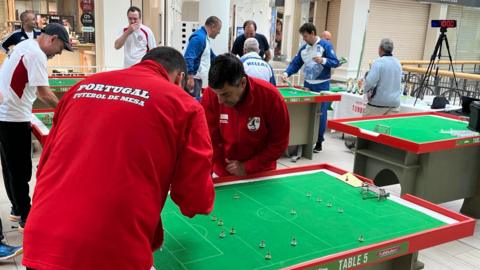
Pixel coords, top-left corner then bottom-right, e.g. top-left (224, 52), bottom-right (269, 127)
top-left (20, 10), bottom-right (36, 32)
top-left (320, 31), bottom-right (332, 41)
top-left (244, 38), bottom-right (260, 54)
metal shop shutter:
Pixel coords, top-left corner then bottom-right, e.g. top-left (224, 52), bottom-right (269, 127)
top-left (360, 0), bottom-right (430, 75)
top-left (446, 5), bottom-right (462, 59)
top-left (326, 0), bottom-right (341, 49)
top-left (447, 6), bottom-right (480, 60)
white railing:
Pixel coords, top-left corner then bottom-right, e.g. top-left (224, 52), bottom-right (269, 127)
top-left (47, 66), bottom-right (123, 76)
top-left (47, 66), bottom-right (306, 87)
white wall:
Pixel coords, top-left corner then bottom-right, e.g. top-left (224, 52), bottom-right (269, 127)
top-left (199, 0), bottom-right (231, 54)
top-left (233, 0), bottom-right (272, 43)
top-left (282, 0), bottom-right (297, 61)
top-left (166, 0), bottom-right (184, 49)
top-left (95, 0), bottom-right (131, 70)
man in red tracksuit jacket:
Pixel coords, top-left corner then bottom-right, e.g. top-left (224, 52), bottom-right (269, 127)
top-left (22, 47), bottom-right (215, 270)
top-left (201, 53), bottom-right (290, 177)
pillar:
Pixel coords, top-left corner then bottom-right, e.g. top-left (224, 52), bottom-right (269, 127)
top-left (332, 0), bottom-right (370, 81)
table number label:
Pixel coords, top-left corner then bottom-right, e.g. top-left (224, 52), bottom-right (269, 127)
top-left (307, 242), bottom-right (409, 270)
top-left (456, 137), bottom-right (480, 146)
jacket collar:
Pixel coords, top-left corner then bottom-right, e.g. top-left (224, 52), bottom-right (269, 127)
top-left (234, 76), bottom-right (255, 110)
top-left (131, 60), bottom-right (170, 81)
top-left (241, 52), bottom-right (262, 60)
top-left (200, 26), bottom-right (208, 37)
top-left (305, 36), bottom-right (321, 48)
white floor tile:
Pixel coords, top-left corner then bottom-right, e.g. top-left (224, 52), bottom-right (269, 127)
top-left (0, 262), bottom-right (18, 270)
top-left (421, 248), bottom-right (479, 270)
top-left (455, 250), bottom-right (480, 268)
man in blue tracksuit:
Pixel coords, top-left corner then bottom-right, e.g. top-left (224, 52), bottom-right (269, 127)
top-left (184, 16), bottom-right (222, 98)
top-left (282, 23), bottom-right (339, 152)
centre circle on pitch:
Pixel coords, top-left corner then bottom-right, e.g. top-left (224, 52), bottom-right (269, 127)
top-left (256, 205), bottom-right (297, 222)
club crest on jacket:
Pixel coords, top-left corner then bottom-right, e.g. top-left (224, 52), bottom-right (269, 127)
top-left (247, 117), bottom-right (260, 132)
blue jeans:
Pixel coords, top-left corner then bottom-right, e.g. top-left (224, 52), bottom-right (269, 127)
top-left (304, 81), bottom-right (330, 143)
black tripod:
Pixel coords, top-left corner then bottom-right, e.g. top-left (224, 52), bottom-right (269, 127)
top-left (414, 27), bottom-right (459, 105)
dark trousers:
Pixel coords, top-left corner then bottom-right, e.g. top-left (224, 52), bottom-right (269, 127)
top-left (0, 121), bottom-right (32, 224)
top-left (187, 78), bottom-right (203, 100)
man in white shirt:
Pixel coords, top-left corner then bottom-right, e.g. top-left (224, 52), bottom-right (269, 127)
top-left (240, 38), bottom-right (276, 85)
top-left (0, 23), bottom-right (70, 234)
top-left (114, 6), bottom-right (157, 67)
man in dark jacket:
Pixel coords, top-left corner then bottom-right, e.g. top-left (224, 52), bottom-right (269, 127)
top-left (1, 10), bottom-right (41, 53)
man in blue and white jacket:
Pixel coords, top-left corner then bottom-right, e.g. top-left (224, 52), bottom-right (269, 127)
top-left (240, 38), bottom-right (276, 86)
top-left (184, 16), bottom-right (222, 98)
top-left (282, 23), bottom-right (339, 152)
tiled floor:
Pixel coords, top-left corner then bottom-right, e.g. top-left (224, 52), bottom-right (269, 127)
top-left (0, 131), bottom-right (479, 269)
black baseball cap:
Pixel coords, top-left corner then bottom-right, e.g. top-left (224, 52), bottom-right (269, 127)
top-left (42, 22), bottom-right (73, 52)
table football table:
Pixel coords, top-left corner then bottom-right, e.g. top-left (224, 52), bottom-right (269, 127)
top-left (153, 164), bottom-right (475, 269)
top-left (329, 112), bottom-right (480, 218)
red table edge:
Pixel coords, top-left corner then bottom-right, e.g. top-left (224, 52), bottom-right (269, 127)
top-left (214, 163), bottom-right (476, 270)
top-left (31, 109), bottom-right (54, 146)
top-left (328, 111), bottom-right (480, 154)
top-left (277, 85), bottom-right (342, 104)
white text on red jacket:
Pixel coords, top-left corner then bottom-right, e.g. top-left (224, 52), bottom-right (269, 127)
top-left (73, 83), bottom-right (150, 107)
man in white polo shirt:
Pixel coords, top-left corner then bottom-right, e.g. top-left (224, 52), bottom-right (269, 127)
top-left (240, 38), bottom-right (276, 85)
top-left (0, 22), bottom-right (70, 233)
top-left (114, 6), bottom-right (157, 67)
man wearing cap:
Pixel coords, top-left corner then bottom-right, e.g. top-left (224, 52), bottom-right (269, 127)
top-left (0, 22), bottom-right (71, 233)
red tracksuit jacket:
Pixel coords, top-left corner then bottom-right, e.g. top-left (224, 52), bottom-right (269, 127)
top-left (23, 60), bottom-right (215, 270)
top-left (201, 76), bottom-right (290, 176)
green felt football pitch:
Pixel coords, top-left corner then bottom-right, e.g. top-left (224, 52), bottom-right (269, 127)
top-left (153, 170), bottom-right (445, 269)
top-left (346, 115), bottom-right (473, 143)
top-left (33, 112), bottom-right (54, 130)
top-left (278, 87), bottom-right (320, 98)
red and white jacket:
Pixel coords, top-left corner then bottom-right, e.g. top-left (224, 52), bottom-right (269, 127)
top-left (201, 76), bottom-right (290, 176)
top-left (23, 60), bottom-right (215, 270)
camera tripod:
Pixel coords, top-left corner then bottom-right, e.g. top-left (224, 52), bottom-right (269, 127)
top-left (414, 27), bottom-right (460, 105)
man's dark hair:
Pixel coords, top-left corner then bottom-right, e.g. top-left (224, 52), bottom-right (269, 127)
top-left (209, 53), bottom-right (246, 89)
top-left (127, 6), bottom-right (142, 18)
top-left (205, 16), bottom-right (221, 27)
top-left (142, 46), bottom-right (187, 79)
top-left (243, 20), bottom-right (257, 31)
top-left (299, 23), bottom-right (316, 35)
